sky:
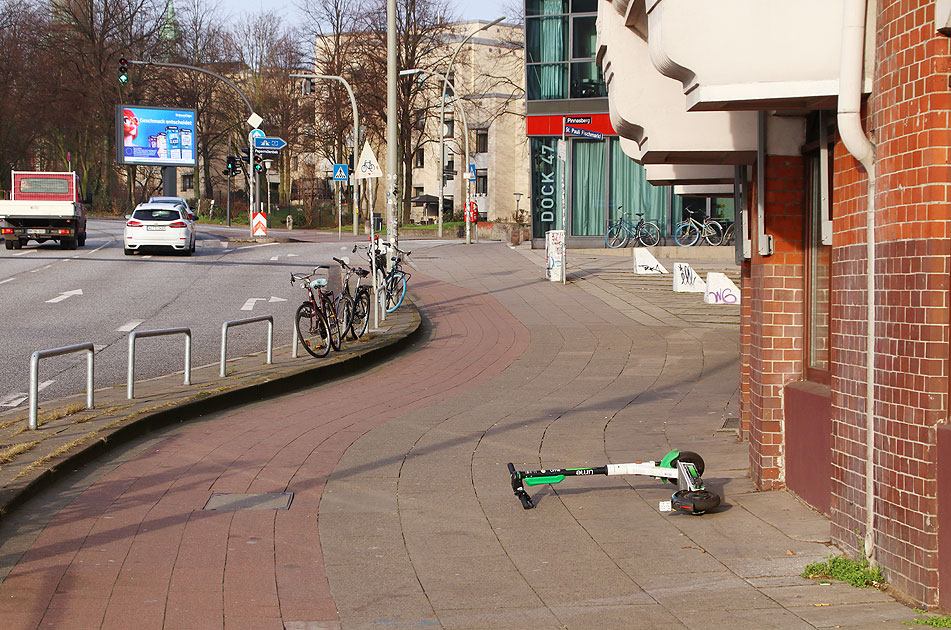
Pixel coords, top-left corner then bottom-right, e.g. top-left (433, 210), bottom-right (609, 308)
top-left (225, 0), bottom-right (515, 25)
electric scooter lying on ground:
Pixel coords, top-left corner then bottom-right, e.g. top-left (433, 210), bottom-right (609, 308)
top-left (507, 449), bottom-right (721, 515)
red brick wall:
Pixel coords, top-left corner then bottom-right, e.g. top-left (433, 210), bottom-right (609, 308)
top-left (828, 0), bottom-right (951, 609)
top-left (748, 155), bottom-right (806, 490)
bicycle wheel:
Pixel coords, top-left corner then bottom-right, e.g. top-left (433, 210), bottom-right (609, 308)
top-left (723, 224), bottom-right (735, 246)
top-left (674, 221), bottom-right (700, 247)
top-left (336, 294), bottom-right (354, 340)
top-left (703, 220), bottom-right (724, 246)
top-left (351, 289), bottom-right (370, 339)
top-left (295, 303), bottom-right (331, 358)
top-left (322, 295), bottom-right (342, 350)
top-left (636, 221), bottom-right (661, 247)
top-left (605, 223), bottom-right (628, 248)
top-left (380, 273), bottom-right (407, 313)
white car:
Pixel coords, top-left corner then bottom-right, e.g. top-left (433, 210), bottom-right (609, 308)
top-left (124, 203), bottom-right (196, 255)
top-left (148, 196), bottom-right (194, 221)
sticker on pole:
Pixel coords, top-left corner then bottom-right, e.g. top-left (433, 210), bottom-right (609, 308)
top-left (355, 141), bottom-right (382, 179)
top-left (252, 211), bottom-right (268, 237)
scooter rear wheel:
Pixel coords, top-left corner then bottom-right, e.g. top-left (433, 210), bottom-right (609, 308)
top-left (672, 489), bottom-right (720, 515)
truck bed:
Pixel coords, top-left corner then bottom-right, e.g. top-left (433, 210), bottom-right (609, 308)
top-left (0, 200), bottom-right (83, 219)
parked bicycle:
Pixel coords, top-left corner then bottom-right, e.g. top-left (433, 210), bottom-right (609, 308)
top-left (290, 266), bottom-right (341, 358)
top-left (335, 256), bottom-right (371, 340)
top-left (673, 207), bottom-right (724, 246)
top-left (375, 240), bottom-right (413, 313)
top-left (721, 221), bottom-right (735, 246)
top-left (604, 206), bottom-right (661, 248)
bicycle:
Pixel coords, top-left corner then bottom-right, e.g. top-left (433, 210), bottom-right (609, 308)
top-left (604, 206), bottom-right (661, 248)
top-left (721, 221), bottom-right (735, 246)
top-left (335, 255), bottom-right (371, 340)
top-left (290, 266), bottom-right (341, 358)
top-left (673, 207), bottom-right (724, 246)
top-left (375, 240), bottom-right (413, 313)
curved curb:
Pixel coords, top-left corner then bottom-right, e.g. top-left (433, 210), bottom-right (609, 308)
top-left (0, 304), bottom-right (422, 520)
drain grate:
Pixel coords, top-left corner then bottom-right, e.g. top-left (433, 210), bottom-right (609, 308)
top-left (203, 492), bottom-right (293, 511)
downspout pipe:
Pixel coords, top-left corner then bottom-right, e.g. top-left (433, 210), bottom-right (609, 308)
top-left (838, 0), bottom-right (876, 561)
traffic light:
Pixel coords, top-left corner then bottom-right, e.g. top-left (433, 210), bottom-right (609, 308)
top-left (239, 147), bottom-right (250, 163)
top-left (224, 155), bottom-right (241, 177)
top-left (118, 58), bottom-right (128, 85)
top-left (253, 154), bottom-right (267, 174)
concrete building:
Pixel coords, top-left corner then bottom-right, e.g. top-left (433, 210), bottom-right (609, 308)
top-left (597, 0), bottom-right (951, 611)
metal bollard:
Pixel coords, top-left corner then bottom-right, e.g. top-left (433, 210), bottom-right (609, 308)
top-left (29, 342), bottom-right (95, 430)
top-left (220, 316), bottom-right (273, 377)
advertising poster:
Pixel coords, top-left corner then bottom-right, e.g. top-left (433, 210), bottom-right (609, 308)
top-left (116, 105), bottom-right (197, 167)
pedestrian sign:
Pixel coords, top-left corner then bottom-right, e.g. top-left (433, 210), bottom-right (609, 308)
top-left (333, 164), bottom-right (349, 181)
top-left (468, 163), bottom-right (476, 182)
top-left (355, 141), bottom-right (382, 179)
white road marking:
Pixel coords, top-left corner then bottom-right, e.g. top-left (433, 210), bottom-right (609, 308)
top-left (116, 320), bottom-right (144, 332)
top-left (237, 243), bottom-right (278, 250)
top-left (287, 254), bottom-right (299, 257)
top-left (270, 256), bottom-right (279, 261)
top-left (0, 381), bottom-right (52, 408)
top-left (0, 393), bottom-right (27, 407)
top-left (268, 296), bottom-right (287, 303)
top-left (142, 255), bottom-right (152, 259)
top-left (12, 250), bottom-right (36, 256)
top-left (241, 298), bottom-right (266, 311)
top-left (30, 264), bottom-right (54, 273)
top-left (0, 278), bottom-right (14, 285)
top-left (46, 289), bottom-right (83, 303)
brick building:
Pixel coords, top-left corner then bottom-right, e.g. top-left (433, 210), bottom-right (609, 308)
top-left (598, 0), bottom-right (951, 610)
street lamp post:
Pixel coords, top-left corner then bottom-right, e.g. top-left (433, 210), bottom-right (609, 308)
top-left (437, 17), bottom-right (505, 242)
top-left (291, 72), bottom-right (361, 236)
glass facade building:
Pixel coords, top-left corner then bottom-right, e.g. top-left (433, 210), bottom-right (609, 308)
top-left (525, 0), bottom-right (733, 246)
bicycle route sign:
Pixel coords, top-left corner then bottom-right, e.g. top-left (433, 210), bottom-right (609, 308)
top-left (355, 141), bottom-right (382, 179)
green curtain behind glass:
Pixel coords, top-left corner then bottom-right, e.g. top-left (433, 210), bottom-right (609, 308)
top-left (609, 139), bottom-right (669, 233)
top-left (538, 0), bottom-right (565, 99)
top-left (571, 140), bottom-right (605, 236)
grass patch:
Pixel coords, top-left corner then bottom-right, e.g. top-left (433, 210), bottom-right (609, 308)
top-left (908, 610), bottom-right (951, 627)
top-left (0, 440), bottom-right (41, 465)
top-left (803, 555), bottom-right (886, 589)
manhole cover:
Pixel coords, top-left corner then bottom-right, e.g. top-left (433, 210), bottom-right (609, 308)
top-left (203, 492), bottom-right (293, 511)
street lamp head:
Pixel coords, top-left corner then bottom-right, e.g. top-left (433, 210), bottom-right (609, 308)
top-left (399, 69), bottom-right (423, 77)
top-left (514, 192), bottom-right (522, 201)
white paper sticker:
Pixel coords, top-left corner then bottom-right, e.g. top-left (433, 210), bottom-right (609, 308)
top-left (659, 500), bottom-right (672, 512)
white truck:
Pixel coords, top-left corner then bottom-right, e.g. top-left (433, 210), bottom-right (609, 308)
top-left (0, 171), bottom-right (88, 250)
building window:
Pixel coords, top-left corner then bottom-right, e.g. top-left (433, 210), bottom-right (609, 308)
top-left (413, 186), bottom-right (423, 201)
top-left (526, 0), bottom-right (604, 101)
top-left (446, 155), bottom-right (455, 179)
top-left (182, 173), bottom-right (194, 191)
top-left (443, 117), bottom-right (454, 139)
top-left (476, 169), bottom-right (488, 194)
top-left (414, 108), bottom-right (425, 131)
top-left (414, 148), bottom-right (425, 168)
top-left (476, 130), bottom-right (488, 154)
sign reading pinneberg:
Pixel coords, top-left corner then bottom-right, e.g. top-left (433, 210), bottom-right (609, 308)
top-left (116, 105), bottom-right (198, 167)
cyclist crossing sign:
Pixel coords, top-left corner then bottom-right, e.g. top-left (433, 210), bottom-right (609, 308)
top-left (355, 141), bottom-right (382, 179)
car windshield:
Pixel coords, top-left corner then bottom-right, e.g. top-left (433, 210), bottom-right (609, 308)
top-left (133, 208), bottom-right (181, 221)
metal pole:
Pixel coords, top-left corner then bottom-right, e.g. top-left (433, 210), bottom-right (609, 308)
top-left (248, 130), bottom-right (256, 236)
top-left (386, 0), bottom-right (398, 249)
top-left (29, 353), bottom-right (39, 430)
top-left (86, 348), bottom-right (94, 410)
top-left (226, 171), bottom-right (232, 227)
top-left (337, 181), bottom-right (342, 239)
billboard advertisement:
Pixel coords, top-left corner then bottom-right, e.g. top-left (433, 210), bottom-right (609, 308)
top-left (116, 105), bottom-right (197, 167)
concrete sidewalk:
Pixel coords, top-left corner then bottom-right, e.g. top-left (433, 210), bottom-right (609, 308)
top-left (0, 240), bottom-right (922, 630)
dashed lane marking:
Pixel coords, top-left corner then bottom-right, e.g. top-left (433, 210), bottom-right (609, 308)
top-left (116, 320), bottom-right (144, 332)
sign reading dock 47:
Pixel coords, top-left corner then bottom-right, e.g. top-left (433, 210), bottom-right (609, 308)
top-left (253, 136), bottom-right (287, 150)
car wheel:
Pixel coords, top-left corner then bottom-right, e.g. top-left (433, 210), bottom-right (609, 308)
top-left (124, 248), bottom-right (134, 256)
top-left (4, 240), bottom-right (13, 250)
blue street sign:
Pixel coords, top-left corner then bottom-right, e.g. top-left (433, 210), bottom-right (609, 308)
top-left (564, 126), bottom-right (604, 140)
top-left (333, 164), bottom-right (349, 181)
top-left (253, 136), bottom-right (287, 150)
top-left (468, 163), bottom-right (476, 182)
top-left (249, 128), bottom-right (266, 140)
top-left (255, 148), bottom-right (281, 156)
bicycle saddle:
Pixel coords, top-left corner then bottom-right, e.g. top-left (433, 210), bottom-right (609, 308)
top-left (309, 278), bottom-right (328, 288)
top-left (356, 269), bottom-right (370, 277)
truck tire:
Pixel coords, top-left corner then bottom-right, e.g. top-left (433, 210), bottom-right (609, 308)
top-left (60, 237), bottom-right (77, 250)
top-left (4, 240), bottom-right (13, 250)
top-left (16, 239), bottom-right (25, 249)
top-left (78, 232), bottom-right (86, 247)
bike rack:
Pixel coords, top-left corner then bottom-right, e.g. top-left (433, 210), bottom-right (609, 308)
top-left (127, 327), bottom-right (191, 399)
top-left (220, 315), bottom-right (273, 377)
top-left (29, 342), bottom-right (95, 430)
